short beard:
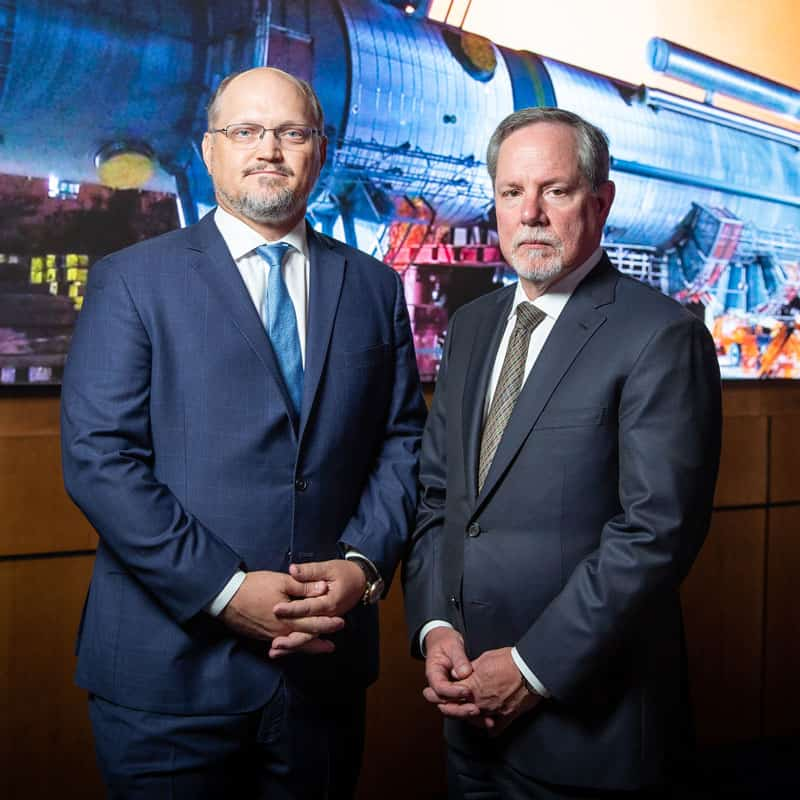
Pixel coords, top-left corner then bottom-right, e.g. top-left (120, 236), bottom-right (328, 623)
top-left (217, 180), bottom-right (304, 226)
top-left (510, 231), bottom-right (564, 284)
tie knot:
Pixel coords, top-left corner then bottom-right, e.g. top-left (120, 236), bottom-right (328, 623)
top-left (256, 242), bottom-right (291, 270)
top-left (515, 302), bottom-right (546, 332)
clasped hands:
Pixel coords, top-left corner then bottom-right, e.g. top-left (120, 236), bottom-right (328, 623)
top-left (422, 627), bottom-right (542, 736)
top-left (220, 559), bottom-right (366, 659)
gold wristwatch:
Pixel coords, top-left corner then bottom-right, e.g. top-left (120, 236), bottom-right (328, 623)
top-left (350, 556), bottom-right (384, 605)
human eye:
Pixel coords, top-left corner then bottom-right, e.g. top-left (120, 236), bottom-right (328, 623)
top-left (277, 125), bottom-right (309, 144)
top-left (545, 186), bottom-right (568, 198)
top-left (499, 187), bottom-right (521, 198)
top-left (228, 124), bottom-right (259, 142)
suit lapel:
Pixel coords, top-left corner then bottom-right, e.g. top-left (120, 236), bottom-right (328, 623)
top-left (462, 286), bottom-right (515, 500)
top-left (299, 226), bottom-right (345, 440)
top-left (186, 213), bottom-right (299, 428)
top-left (474, 256), bottom-right (618, 511)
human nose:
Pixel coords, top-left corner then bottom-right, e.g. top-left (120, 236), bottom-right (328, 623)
top-left (254, 128), bottom-right (283, 158)
top-left (520, 194), bottom-right (547, 226)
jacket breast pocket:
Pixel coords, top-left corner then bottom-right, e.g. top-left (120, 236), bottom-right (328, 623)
top-left (534, 406), bottom-right (607, 430)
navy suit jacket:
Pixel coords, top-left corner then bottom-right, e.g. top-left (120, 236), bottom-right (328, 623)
top-left (404, 255), bottom-right (722, 790)
top-left (62, 212), bottom-right (426, 714)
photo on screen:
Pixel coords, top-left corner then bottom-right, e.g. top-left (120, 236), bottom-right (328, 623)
top-left (1, 0), bottom-right (797, 384)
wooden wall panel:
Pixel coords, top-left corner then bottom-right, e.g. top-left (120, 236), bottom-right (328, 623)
top-left (682, 509), bottom-right (766, 745)
top-left (0, 555), bottom-right (103, 800)
top-left (714, 416), bottom-right (768, 507)
top-left (359, 586), bottom-right (447, 800)
top-left (770, 414), bottom-right (800, 503)
top-left (0, 396), bottom-right (95, 556)
top-left (764, 506), bottom-right (800, 737)
top-left (0, 433), bottom-right (96, 556)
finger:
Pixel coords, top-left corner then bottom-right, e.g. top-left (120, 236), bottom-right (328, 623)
top-left (426, 667), bottom-right (472, 701)
top-left (270, 631), bottom-right (316, 652)
top-left (436, 701), bottom-right (481, 719)
top-left (283, 615), bottom-right (345, 635)
top-left (283, 576), bottom-right (328, 599)
top-left (269, 633), bottom-right (336, 659)
top-left (273, 597), bottom-right (334, 619)
top-left (289, 562), bottom-right (330, 583)
top-left (422, 686), bottom-right (446, 704)
top-left (444, 644), bottom-right (473, 681)
top-left (422, 685), bottom-right (474, 705)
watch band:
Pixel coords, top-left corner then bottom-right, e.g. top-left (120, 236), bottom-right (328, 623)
top-left (348, 555), bottom-right (384, 605)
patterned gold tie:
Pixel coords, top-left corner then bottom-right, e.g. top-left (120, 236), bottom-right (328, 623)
top-left (478, 302), bottom-right (547, 492)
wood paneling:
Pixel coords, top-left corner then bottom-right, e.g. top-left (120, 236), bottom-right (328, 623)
top-left (682, 509), bottom-right (766, 745)
top-left (714, 416), bottom-right (768, 507)
top-left (2, 382), bottom-right (800, 795)
top-left (359, 585), bottom-right (447, 800)
top-left (722, 381), bottom-right (800, 417)
top-left (0, 396), bottom-right (95, 556)
top-left (764, 506), bottom-right (800, 736)
top-left (0, 433), bottom-right (96, 556)
top-left (0, 555), bottom-right (103, 800)
top-left (770, 414), bottom-right (800, 503)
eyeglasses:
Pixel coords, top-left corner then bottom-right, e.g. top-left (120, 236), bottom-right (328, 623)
top-left (210, 123), bottom-right (321, 149)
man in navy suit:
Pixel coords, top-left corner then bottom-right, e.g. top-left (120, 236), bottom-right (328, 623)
top-left (403, 108), bottom-right (722, 798)
top-left (61, 67), bottom-right (425, 799)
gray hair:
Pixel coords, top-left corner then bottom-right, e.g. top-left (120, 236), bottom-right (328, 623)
top-left (206, 68), bottom-right (324, 131)
top-left (486, 107), bottom-right (610, 190)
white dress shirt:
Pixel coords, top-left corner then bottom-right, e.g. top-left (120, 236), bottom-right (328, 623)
top-left (205, 208), bottom-right (311, 615)
top-left (420, 247), bottom-right (604, 697)
top-left (213, 206), bottom-right (310, 364)
top-left (206, 208), bottom-right (377, 616)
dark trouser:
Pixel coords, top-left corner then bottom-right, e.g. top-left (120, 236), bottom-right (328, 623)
top-left (447, 744), bottom-right (671, 800)
top-left (89, 680), bottom-right (365, 800)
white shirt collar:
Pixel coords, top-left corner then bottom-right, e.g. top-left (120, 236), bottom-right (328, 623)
top-left (213, 206), bottom-right (309, 262)
top-left (509, 246), bottom-right (603, 322)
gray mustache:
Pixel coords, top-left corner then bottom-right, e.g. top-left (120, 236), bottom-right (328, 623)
top-left (243, 166), bottom-right (293, 178)
top-left (512, 234), bottom-right (560, 248)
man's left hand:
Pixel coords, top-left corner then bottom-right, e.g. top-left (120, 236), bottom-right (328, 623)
top-left (269, 559), bottom-right (366, 658)
top-left (438, 647), bottom-right (542, 735)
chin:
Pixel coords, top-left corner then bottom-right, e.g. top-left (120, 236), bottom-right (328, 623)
top-left (513, 258), bottom-right (564, 285)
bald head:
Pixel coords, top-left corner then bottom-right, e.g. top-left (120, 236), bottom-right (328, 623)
top-left (201, 66), bottom-right (327, 239)
top-left (206, 67), bottom-right (324, 132)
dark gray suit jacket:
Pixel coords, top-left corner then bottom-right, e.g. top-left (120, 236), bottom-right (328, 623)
top-left (404, 254), bottom-right (721, 790)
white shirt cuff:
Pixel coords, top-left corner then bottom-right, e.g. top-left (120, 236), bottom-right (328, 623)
top-left (419, 620), bottom-right (454, 657)
top-left (206, 570), bottom-right (246, 617)
top-left (511, 646), bottom-right (551, 698)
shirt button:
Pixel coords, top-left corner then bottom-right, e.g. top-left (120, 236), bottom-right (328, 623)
top-left (467, 523), bottom-right (481, 537)
top-left (294, 478), bottom-right (308, 492)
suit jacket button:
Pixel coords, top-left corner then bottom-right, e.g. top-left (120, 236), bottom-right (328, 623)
top-left (294, 478), bottom-right (308, 492)
top-left (449, 595), bottom-right (459, 608)
top-left (467, 523), bottom-right (481, 537)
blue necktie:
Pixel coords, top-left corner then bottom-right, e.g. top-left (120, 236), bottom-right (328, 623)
top-left (256, 242), bottom-right (303, 417)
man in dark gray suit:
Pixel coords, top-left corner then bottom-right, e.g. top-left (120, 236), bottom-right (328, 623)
top-left (404, 108), bottom-right (722, 798)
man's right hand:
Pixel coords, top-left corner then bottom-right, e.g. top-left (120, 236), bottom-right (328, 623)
top-left (422, 627), bottom-right (478, 715)
top-left (220, 571), bottom-right (344, 651)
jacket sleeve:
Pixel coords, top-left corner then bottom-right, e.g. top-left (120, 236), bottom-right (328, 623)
top-left (61, 257), bottom-right (243, 624)
top-left (337, 270), bottom-right (427, 594)
top-left (402, 309), bottom-right (457, 656)
top-left (515, 315), bottom-right (722, 701)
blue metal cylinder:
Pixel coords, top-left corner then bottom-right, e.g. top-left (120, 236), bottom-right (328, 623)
top-left (309, 0), bottom-right (514, 224)
top-left (648, 37), bottom-right (800, 119)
